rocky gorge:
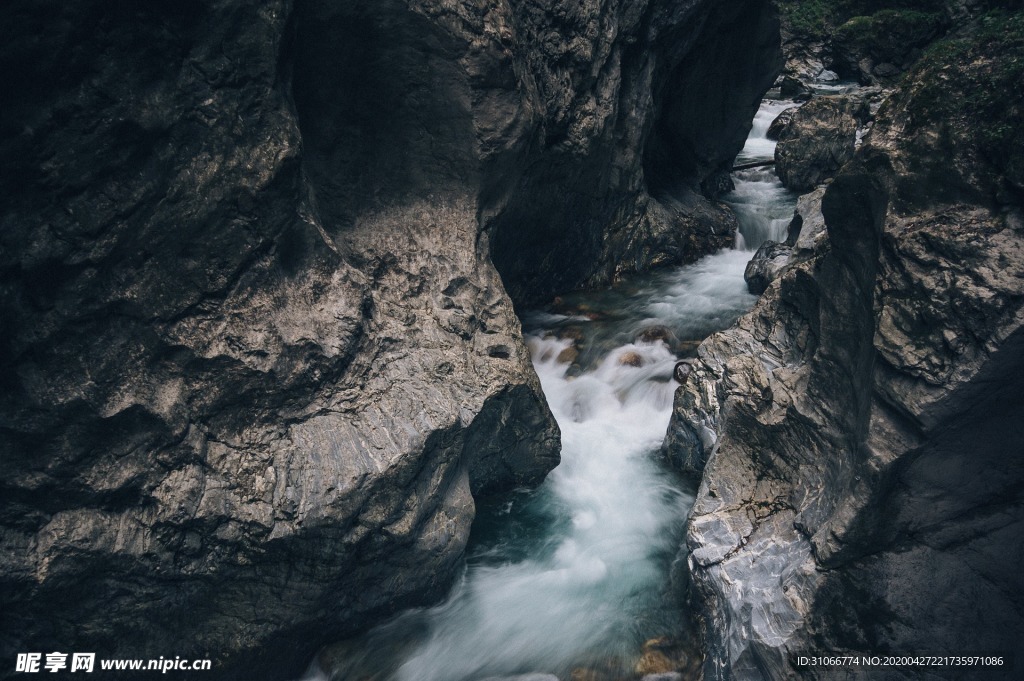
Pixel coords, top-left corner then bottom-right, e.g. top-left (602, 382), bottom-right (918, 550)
top-left (0, 0), bottom-right (780, 679)
top-left (2, 0), bottom-right (1023, 680)
top-left (666, 3), bottom-right (1024, 679)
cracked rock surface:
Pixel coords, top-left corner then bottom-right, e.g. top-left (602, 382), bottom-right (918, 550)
top-left (666, 15), bottom-right (1024, 680)
top-left (0, 0), bottom-right (781, 678)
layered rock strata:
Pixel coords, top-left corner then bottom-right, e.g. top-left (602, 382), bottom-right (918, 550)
top-left (0, 0), bottom-right (781, 678)
top-left (667, 12), bottom-right (1024, 679)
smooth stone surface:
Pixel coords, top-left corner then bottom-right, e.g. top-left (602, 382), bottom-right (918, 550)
top-left (743, 241), bottom-right (792, 295)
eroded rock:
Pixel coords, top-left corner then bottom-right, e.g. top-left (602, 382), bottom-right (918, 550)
top-left (774, 95), bottom-right (868, 192)
top-left (742, 241), bottom-right (792, 295)
top-left (668, 13), bottom-right (1024, 679)
top-left (0, 0), bottom-right (784, 677)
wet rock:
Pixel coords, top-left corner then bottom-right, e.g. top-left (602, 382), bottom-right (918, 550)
top-left (480, 675), bottom-right (560, 681)
top-left (619, 351), bottom-right (644, 367)
top-left (669, 16), bottom-right (1024, 679)
top-left (778, 75), bottom-right (811, 101)
top-left (641, 674), bottom-right (684, 681)
top-left (634, 636), bottom-right (688, 676)
top-left (675, 340), bottom-right (703, 357)
top-left (700, 169), bottom-right (737, 201)
top-left (557, 346), bottom-right (580, 365)
top-left (743, 241), bottom-right (792, 295)
top-left (774, 96), bottom-right (864, 192)
top-left (636, 325), bottom-right (679, 348)
top-left (765, 106), bottom-right (799, 141)
top-left (674, 361), bottom-right (693, 384)
top-left (556, 326), bottom-right (587, 342)
top-left (635, 651), bottom-right (676, 676)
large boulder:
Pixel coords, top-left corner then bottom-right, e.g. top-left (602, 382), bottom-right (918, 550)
top-left (667, 10), bottom-right (1024, 679)
top-left (774, 95), bottom-right (869, 192)
top-left (741, 186), bottom-right (830, 295)
top-left (742, 241), bottom-right (792, 295)
top-left (0, 3), bottom-right (562, 678)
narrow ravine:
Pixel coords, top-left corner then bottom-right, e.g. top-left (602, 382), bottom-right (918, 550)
top-left (307, 95), bottom-right (798, 681)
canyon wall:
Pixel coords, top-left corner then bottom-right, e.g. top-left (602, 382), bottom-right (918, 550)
top-left (0, 0), bottom-right (780, 678)
top-left (666, 10), bottom-right (1024, 679)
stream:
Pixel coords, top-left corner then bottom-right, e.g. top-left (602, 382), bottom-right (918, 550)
top-left (307, 95), bottom-right (798, 681)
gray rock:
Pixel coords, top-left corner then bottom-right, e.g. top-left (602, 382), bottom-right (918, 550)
top-left (743, 241), bottom-right (792, 295)
top-left (478, 675), bottom-right (560, 681)
top-left (0, 0), bottom-right (783, 678)
top-left (667, 25), bottom-right (1024, 681)
top-left (774, 96), bottom-right (864, 192)
top-left (765, 106), bottom-right (799, 141)
top-left (742, 186), bottom-right (827, 296)
top-left (788, 186), bottom-right (829, 262)
top-left (778, 75), bottom-right (811, 101)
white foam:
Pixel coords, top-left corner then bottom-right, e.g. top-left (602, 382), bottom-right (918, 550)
top-left (726, 99), bottom-right (799, 250)
top-left (376, 340), bottom-right (692, 681)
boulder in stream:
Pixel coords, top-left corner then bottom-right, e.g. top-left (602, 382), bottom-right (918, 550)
top-left (774, 95), bottom-right (867, 192)
top-left (742, 241), bottom-right (792, 295)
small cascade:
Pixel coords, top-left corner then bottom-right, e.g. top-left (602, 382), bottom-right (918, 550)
top-left (725, 98), bottom-right (799, 251)
top-left (305, 95), bottom-right (800, 681)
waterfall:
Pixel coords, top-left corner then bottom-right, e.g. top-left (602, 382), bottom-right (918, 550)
top-left (726, 99), bottom-right (798, 251)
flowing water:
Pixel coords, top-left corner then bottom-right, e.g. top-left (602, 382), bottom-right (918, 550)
top-left (727, 98), bottom-right (800, 250)
top-left (307, 96), bottom-right (798, 681)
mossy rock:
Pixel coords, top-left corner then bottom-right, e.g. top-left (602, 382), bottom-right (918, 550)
top-left (776, 0), bottom-right (946, 41)
top-left (872, 8), bottom-right (1024, 206)
top-left (832, 9), bottom-right (947, 80)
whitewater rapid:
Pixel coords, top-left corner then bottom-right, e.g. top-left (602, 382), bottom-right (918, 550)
top-left (305, 95), bottom-right (798, 681)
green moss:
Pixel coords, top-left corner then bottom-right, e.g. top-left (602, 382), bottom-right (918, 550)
top-left (833, 9), bottom-right (946, 61)
top-left (776, 0), bottom-right (947, 40)
top-left (777, 0), bottom-right (836, 38)
top-left (903, 10), bottom-right (1024, 187)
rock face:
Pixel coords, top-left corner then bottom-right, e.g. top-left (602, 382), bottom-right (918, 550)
top-left (0, 0), bottom-right (781, 679)
top-left (666, 12), bottom-right (1024, 680)
top-left (742, 187), bottom-right (829, 295)
top-left (775, 0), bottom-right (1010, 88)
top-left (774, 95), bottom-right (868, 192)
top-left (487, 0), bottom-right (783, 304)
top-left (831, 9), bottom-right (948, 85)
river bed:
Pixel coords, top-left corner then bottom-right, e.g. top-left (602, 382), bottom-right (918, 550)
top-left (304, 94), bottom-right (798, 681)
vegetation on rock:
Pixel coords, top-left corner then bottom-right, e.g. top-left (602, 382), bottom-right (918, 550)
top-left (777, 0), bottom-right (944, 37)
top-left (903, 9), bottom-right (1024, 196)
